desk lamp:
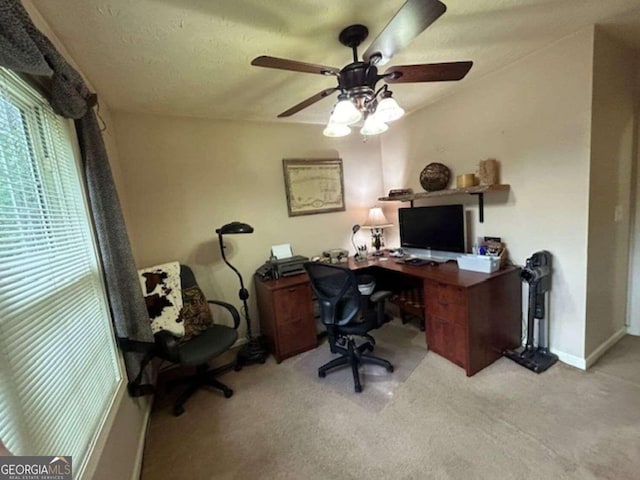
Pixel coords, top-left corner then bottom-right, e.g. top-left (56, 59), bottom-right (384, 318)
top-left (216, 221), bottom-right (267, 367)
top-left (361, 207), bottom-right (392, 256)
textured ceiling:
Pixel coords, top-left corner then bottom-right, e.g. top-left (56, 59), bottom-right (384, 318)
top-left (31, 0), bottom-right (640, 125)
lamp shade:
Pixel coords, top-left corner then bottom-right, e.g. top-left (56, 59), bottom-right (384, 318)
top-left (323, 122), bottom-right (351, 137)
top-left (361, 207), bottom-right (392, 229)
top-left (216, 221), bottom-right (254, 235)
top-left (330, 98), bottom-right (362, 125)
top-left (375, 95), bottom-right (405, 123)
top-left (360, 114), bottom-right (388, 136)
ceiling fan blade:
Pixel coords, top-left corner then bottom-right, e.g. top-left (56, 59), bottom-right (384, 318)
top-left (277, 87), bottom-right (339, 118)
top-left (363, 0), bottom-right (446, 66)
top-left (384, 61), bottom-right (473, 83)
top-left (252, 56), bottom-right (340, 76)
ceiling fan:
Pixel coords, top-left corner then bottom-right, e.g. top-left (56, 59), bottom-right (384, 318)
top-left (251, 0), bottom-right (472, 136)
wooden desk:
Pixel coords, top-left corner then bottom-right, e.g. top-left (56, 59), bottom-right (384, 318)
top-left (255, 257), bottom-right (522, 376)
top-left (349, 257), bottom-right (522, 376)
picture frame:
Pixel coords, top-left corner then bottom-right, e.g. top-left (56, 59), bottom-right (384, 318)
top-left (282, 158), bottom-right (346, 217)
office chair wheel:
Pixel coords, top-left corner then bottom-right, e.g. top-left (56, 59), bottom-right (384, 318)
top-left (234, 363), bottom-right (243, 372)
top-left (387, 365), bottom-right (394, 373)
top-left (259, 356), bottom-right (266, 364)
top-left (354, 385), bottom-right (362, 393)
top-left (173, 405), bottom-right (185, 416)
top-left (318, 370), bottom-right (327, 378)
top-left (223, 388), bottom-right (234, 398)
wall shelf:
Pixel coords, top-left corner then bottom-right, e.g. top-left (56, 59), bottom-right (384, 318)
top-left (378, 184), bottom-right (510, 223)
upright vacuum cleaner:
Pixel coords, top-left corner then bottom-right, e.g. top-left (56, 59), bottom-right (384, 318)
top-left (504, 250), bottom-right (558, 373)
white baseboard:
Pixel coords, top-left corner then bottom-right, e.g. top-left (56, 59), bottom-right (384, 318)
top-left (585, 327), bottom-right (628, 369)
top-left (130, 400), bottom-right (153, 480)
top-left (552, 327), bottom-right (628, 371)
top-left (551, 327), bottom-right (628, 370)
top-left (552, 349), bottom-right (586, 370)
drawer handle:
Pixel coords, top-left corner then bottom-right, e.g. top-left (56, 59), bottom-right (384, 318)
top-left (287, 287), bottom-right (297, 292)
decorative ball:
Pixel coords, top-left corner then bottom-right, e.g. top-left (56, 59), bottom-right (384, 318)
top-left (420, 163), bottom-right (451, 191)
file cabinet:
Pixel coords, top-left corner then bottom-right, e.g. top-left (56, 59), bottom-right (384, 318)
top-left (423, 267), bottom-right (521, 376)
top-left (255, 274), bottom-right (317, 363)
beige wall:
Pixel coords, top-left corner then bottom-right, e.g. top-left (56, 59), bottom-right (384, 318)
top-left (111, 112), bottom-right (383, 338)
top-left (585, 29), bottom-right (637, 355)
top-left (380, 29), bottom-right (595, 361)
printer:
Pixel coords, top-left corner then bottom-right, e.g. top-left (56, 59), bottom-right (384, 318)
top-left (255, 254), bottom-right (308, 280)
top-left (255, 244), bottom-right (308, 280)
top-left (271, 255), bottom-right (308, 278)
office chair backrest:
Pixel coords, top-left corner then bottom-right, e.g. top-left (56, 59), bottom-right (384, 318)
top-left (304, 262), bottom-right (361, 327)
top-left (180, 264), bottom-right (197, 289)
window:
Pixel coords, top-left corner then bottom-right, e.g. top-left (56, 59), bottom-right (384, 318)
top-left (0, 68), bottom-right (122, 477)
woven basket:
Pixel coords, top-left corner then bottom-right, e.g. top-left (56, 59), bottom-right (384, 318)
top-left (420, 163), bottom-right (450, 191)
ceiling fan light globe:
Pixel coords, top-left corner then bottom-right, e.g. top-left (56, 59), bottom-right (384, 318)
top-left (331, 99), bottom-right (362, 125)
top-left (360, 115), bottom-right (388, 136)
top-left (376, 96), bottom-right (405, 123)
top-left (323, 122), bottom-right (351, 137)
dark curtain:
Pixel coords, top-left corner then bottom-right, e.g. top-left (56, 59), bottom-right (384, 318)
top-left (0, 0), bottom-right (155, 394)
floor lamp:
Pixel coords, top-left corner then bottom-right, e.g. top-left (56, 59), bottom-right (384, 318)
top-left (216, 221), bottom-right (267, 368)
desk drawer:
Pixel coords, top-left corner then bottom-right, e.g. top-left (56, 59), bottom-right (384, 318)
top-left (273, 284), bottom-right (312, 323)
top-left (431, 282), bottom-right (465, 305)
top-left (431, 315), bottom-right (467, 368)
top-left (277, 317), bottom-right (317, 359)
top-left (429, 300), bottom-right (466, 326)
top-left (424, 279), bottom-right (469, 370)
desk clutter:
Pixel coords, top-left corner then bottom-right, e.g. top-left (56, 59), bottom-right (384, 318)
top-left (457, 254), bottom-right (500, 273)
top-left (457, 237), bottom-right (507, 273)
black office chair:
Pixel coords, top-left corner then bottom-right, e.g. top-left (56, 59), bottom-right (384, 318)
top-left (154, 265), bottom-right (240, 416)
top-left (304, 262), bottom-right (394, 393)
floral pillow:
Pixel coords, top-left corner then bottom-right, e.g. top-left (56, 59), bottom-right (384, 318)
top-left (180, 286), bottom-right (214, 342)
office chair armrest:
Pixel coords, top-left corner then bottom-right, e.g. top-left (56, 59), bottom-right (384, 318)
top-left (370, 290), bottom-right (392, 303)
top-left (370, 290), bottom-right (392, 327)
top-left (154, 330), bottom-right (180, 363)
top-left (208, 300), bottom-right (241, 330)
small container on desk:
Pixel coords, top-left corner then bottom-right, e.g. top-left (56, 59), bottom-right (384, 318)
top-left (457, 254), bottom-right (500, 274)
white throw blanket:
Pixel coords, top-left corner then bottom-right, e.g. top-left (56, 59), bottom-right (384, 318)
top-left (138, 261), bottom-right (183, 336)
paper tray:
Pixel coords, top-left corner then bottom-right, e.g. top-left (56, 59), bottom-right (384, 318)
top-left (457, 254), bottom-right (500, 273)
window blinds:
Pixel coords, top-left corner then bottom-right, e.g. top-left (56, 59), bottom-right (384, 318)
top-left (0, 68), bottom-right (121, 476)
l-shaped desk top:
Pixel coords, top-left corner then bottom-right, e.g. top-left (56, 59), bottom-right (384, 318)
top-left (261, 255), bottom-right (518, 290)
top-left (257, 254), bottom-right (522, 376)
top-left (347, 255), bottom-right (519, 288)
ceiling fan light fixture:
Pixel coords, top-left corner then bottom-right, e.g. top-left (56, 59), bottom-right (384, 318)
top-left (360, 114), bottom-right (388, 136)
top-left (375, 92), bottom-right (405, 123)
top-left (252, 2), bottom-right (473, 137)
top-left (323, 122), bottom-right (351, 137)
top-left (330, 96), bottom-right (362, 125)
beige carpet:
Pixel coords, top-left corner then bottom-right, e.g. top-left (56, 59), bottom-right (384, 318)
top-left (141, 325), bottom-right (640, 480)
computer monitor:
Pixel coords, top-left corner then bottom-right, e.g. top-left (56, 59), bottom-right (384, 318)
top-left (399, 204), bottom-right (466, 255)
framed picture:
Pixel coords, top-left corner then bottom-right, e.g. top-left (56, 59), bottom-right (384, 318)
top-left (282, 158), bottom-right (346, 217)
